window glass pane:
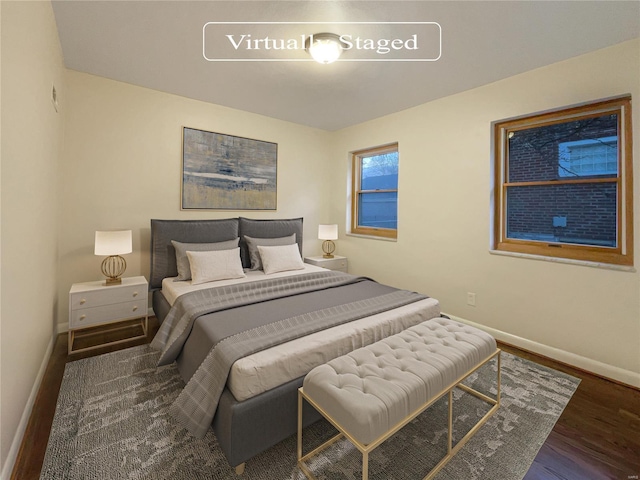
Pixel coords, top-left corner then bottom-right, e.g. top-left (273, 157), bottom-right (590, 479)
top-left (508, 113), bottom-right (618, 183)
top-left (558, 137), bottom-right (618, 177)
top-left (506, 183), bottom-right (617, 247)
top-left (358, 192), bottom-right (398, 229)
top-left (361, 152), bottom-right (398, 190)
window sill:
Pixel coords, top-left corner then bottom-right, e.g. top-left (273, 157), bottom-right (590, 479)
top-left (347, 232), bottom-right (398, 242)
top-left (489, 249), bottom-right (636, 272)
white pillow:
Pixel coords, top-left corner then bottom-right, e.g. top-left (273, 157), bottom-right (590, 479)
top-left (186, 248), bottom-right (246, 285)
top-left (257, 244), bottom-right (305, 275)
top-left (172, 238), bottom-right (240, 281)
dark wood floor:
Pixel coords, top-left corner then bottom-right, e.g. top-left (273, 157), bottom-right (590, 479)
top-left (11, 319), bottom-right (640, 480)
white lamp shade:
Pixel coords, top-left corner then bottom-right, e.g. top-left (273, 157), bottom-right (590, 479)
top-left (318, 224), bottom-right (338, 241)
top-left (95, 230), bottom-right (132, 256)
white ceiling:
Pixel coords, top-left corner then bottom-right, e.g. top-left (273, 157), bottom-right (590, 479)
top-left (52, 1), bottom-right (640, 131)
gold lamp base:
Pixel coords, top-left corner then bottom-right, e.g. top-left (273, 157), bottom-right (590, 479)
top-left (101, 255), bottom-right (126, 286)
top-left (322, 240), bottom-right (336, 258)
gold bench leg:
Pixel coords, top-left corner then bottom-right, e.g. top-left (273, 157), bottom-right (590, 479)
top-left (297, 389), bottom-right (303, 463)
top-left (362, 451), bottom-right (369, 480)
top-left (448, 390), bottom-right (453, 453)
top-left (234, 463), bottom-right (245, 475)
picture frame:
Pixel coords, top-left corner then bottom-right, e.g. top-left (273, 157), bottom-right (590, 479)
top-left (181, 127), bottom-right (277, 210)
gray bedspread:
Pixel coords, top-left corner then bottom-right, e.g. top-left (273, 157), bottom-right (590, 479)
top-left (176, 277), bottom-right (407, 382)
top-left (151, 271), bottom-right (428, 438)
top-left (151, 271), bottom-right (362, 364)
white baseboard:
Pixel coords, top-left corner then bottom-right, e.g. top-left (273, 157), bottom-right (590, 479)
top-left (0, 331), bottom-right (56, 480)
top-left (443, 312), bottom-right (640, 389)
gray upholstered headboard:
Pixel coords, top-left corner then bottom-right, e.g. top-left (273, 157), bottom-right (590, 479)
top-left (149, 217), bottom-right (303, 290)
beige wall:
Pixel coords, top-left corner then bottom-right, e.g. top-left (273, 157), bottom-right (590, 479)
top-left (57, 71), bottom-right (333, 328)
top-left (1, 0), bottom-right (65, 474)
top-left (329, 39), bottom-right (640, 386)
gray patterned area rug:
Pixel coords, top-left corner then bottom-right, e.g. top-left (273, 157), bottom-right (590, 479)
top-left (40, 345), bottom-right (579, 480)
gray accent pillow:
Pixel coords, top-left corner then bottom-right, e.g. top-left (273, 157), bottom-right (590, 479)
top-left (171, 238), bottom-right (240, 281)
top-left (244, 234), bottom-right (296, 271)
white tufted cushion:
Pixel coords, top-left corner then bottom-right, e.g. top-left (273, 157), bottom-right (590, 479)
top-left (302, 317), bottom-right (497, 445)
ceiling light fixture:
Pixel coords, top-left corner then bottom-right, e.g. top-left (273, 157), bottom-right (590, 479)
top-left (305, 33), bottom-right (344, 64)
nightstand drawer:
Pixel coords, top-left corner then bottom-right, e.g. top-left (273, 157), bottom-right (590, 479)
top-left (70, 284), bottom-right (145, 310)
top-left (325, 258), bottom-right (348, 272)
top-left (304, 256), bottom-right (348, 272)
top-left (70, 299), bottom-right (147, 329)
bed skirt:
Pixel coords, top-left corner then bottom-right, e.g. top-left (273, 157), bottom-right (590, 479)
top-left (214, 374), bottom-right (323, 468)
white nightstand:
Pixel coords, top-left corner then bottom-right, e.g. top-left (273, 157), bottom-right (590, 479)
top-left (304, 255), bottom-right (348, 273)
top-left (68, 276), bottom-right (148, 354)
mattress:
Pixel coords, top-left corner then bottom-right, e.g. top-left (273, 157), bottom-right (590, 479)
top-left (161, 267), bottom-right (441, 401)
top-left (229, 297), bottom-right (440, 401)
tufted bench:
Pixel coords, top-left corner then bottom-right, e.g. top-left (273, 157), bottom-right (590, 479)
top-left (297, 317), bottom-right (501, 480)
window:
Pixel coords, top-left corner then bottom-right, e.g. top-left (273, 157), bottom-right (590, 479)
top-left (493, 96), bottom-right (633, 266)
top-left (351, 144), bottom-right (398, 239)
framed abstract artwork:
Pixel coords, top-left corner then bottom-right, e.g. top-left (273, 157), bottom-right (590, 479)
top-left (181, 127), bottom-right (277, 210)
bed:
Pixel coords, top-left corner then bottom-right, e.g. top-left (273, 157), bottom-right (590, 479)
top-left (148, 217), bottom-right (442, 473)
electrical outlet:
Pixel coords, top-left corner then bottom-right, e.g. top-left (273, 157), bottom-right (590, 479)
top-left (467, 292), bottom-right (476, 306)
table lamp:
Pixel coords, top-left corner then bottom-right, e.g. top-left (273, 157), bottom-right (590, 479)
top-left (318, 224), bottom-right (338, 258)
top-left (95, 230), bottom-right (132, 285)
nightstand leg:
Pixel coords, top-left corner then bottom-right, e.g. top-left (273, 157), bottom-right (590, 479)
top-left (68, 330), bottom-right (74, 355)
